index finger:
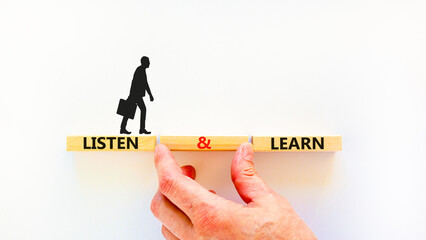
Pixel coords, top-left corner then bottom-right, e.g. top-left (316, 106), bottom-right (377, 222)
top-left (154, 144), bottom-right (227, 218)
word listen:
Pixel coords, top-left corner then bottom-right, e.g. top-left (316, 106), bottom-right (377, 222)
top-left (271, 137), bottom-right (324, 150)
top-left (84, 137), bottom-right (138, 149)
top-left (67, 136), bottom-right (156, 151)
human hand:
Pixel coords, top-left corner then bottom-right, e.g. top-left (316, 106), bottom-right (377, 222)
top-left (151, 143), bottom-right (316, 240)
top-left (150, 95), bottom-right (154, 101)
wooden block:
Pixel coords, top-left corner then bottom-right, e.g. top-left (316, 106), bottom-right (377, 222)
top-left (160, 136), bottom-right (249, 151)
top-left (66, 136), bottom-right (156, 151)
top-left (253, 136), bottom-right (342, 152)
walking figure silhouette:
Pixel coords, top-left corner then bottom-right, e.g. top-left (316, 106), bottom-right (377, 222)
top-left (117, 56), bottom-right (154, 134)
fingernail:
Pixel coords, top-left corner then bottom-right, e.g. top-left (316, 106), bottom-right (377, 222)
top-left (242, 143), bottom-right (253, 161)
top-left (237, 144), bottom-right (243, 156)
top-left (154, 144), bottom-right (161, 156)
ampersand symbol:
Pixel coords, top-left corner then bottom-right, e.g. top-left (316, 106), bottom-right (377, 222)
top-left (197, 136), bottom-right (211, 149)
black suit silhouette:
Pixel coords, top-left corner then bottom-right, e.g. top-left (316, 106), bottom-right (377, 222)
top-left (120, 56), bottom-right (154, 134)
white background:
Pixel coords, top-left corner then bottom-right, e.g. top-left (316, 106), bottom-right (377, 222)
top-left (1, 0), bottom-right (426, 239)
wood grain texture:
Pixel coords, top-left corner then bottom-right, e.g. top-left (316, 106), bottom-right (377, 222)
top-left (253, 136), bottom-right (342, 152)
top-left (67, 136), bottom-right (156, 151)
top-left (160, 136), bottom-right (249, 151)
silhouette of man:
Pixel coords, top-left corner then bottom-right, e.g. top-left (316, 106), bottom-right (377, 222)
top-left (120, 56), bottom-right (154, 134)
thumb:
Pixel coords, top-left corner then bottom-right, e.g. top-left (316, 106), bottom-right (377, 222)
top-left (231, 143), bottom-right (270, 204)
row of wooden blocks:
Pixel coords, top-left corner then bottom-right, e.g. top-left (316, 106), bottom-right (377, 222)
top-left (67, 136), bottom-right (342, 152)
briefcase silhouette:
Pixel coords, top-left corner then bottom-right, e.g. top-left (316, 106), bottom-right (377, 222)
top-left (117, 99), bottom-right (137, 119)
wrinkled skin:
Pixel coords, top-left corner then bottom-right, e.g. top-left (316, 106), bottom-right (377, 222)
top-left (151, 143), bottom-right (317, 240)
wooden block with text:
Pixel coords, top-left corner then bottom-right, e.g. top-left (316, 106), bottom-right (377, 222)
top-left (66, 136), bottom-right (156, 151)
top-left (253, 136), bottom-right (342, 152)
top-left (160, 136), bottom-right (249, 151)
